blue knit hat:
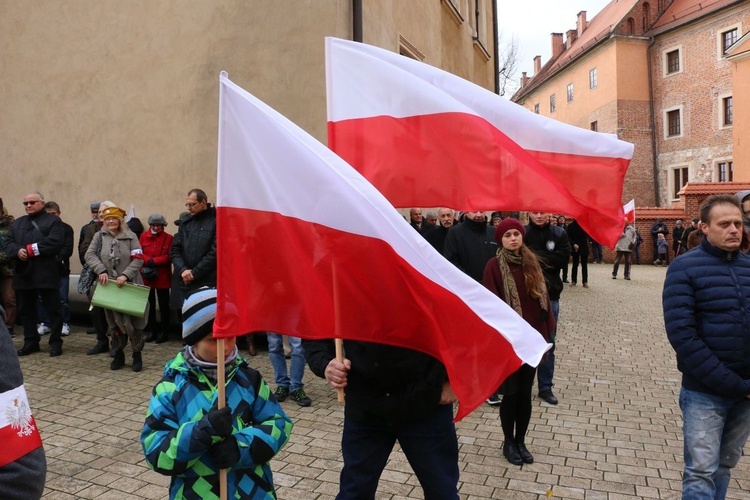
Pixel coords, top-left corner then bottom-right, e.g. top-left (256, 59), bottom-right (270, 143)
top-left (182, 287), bottom-right (217, 345)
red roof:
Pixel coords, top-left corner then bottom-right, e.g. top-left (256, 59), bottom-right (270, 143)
top-left (678, 181), bottom-right (750, 196)
top-left (649, 0), bottom-right (743, 35)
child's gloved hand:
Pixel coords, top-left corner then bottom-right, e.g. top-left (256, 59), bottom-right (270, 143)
top-left (206, 407), bottom-right (233, 437)
top-left (208, 436), bottom-right (240, 469)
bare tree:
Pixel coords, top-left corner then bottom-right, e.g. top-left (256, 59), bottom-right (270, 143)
top-left (497, 32), bottom-right (520, 97)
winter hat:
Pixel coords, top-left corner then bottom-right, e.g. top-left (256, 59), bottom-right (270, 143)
top-left (182, 287), bottom-right (217, 346)
top-left (100, 206), bottom-right (126, 221)
top-left (147, 213), bottom-right (168, 226)
top-left (494, 217), bottom-right (525, 244)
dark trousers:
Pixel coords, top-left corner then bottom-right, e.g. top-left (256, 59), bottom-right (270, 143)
top-left (338, 404), bottom-right (459, 499)
top-left (612, 251), bottom-right (631, 278)
top-left (147, 288), bottom-right (171, 334)
top-left (591, 242), bottom-right (603, 263)
top-left (500, 364), bottom-right (537, 443)
top-left (571, 251), bottom-right (588, 284)
top-left (90, 306), bottom-right (109, 344)
top-left (17, 288), bottom-right (62, 349)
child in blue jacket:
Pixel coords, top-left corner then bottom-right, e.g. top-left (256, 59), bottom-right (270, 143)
top-left (141, 288), bottom-right (292, 499)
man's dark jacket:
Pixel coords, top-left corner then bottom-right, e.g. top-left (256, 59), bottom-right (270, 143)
top-left (170, 207), bottom-right (217, 306)
top-left (424, 224), bottom-right (449, 255)
top-left (663, 238), bottom-right (750, 399)
top-left (443, 218), bottom-right (497, 281)
top-left (523, 221), bottom-right (571, 300)
top-left (565, 220), bottom-right (589, 256)
top-left (78, 220), bottom-right (98, 265)
top-left (3, 211), bottom-right (65, 289)
top-left (304, 339), bottom-right (447, 425)
top-left (57, 222), bottom-right (74, 277)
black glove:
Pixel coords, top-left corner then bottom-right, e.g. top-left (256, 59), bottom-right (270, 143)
top-left (147, 258), bottom-right (155, 267)
top-left (206, 407), bottom-right (233, 437)
top-left (208, 436), bottom-right (240, 469)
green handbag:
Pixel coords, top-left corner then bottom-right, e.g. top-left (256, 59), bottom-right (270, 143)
top-left (91, 282), bottom-right (150, 317)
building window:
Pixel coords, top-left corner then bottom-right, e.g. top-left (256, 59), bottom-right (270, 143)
top-left (589, 68), bottom-right (598, 89)
top-left (534, 103), bottom-right (539, 114)
top-left (717, 161), bottom-right (733, 182)
top-left (567, 83), bottom-right (573, 103)
top-left (723, 96), bottom-right (733, 126)
top-left (590, 121), bottom-right (598, 131)
top-left (722, 28), bottom-right (739, 53)
top-left (667, 109), bottom-right (681, 137)
top-left (666, 49), bottom-right (680, 74)
top-left (550, 94), bottom-right (556, 113)
top-left (642, 3), bottom-right (650, 31)
top-left (627, 17), bottom-right (635, 34)
top-left (672, 166), bottom-right (689, 199)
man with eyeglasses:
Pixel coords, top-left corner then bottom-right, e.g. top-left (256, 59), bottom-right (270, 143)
top-left (3, 192), bottom-right (66, 356)
top-left (170, 188), bottom-right (217, 311)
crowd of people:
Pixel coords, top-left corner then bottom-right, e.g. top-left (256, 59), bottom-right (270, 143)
top-left (4, 188), bottom-right (750, 498)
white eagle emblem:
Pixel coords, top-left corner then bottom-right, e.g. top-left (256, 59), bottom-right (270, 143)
top-left (5, 397), bottom-right (35, 437)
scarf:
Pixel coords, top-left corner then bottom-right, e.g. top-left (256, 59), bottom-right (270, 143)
top-left (182, 344), bottom-right (239, 384)
top-left (496, 247), bottom-right (548, 317)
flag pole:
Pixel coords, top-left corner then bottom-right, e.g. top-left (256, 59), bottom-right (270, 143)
top-left (332, 264), bottom-right (344, 403)
top-left (216, 338), bottom-right (228, 500)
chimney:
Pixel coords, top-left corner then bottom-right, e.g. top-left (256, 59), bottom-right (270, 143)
top-left (566, 29), bottom-right (577, 49)
top-left (551, 33), bottom-right (564, 58)
top-left (577, 11), bottom-right (587, 37)
top-left (533, 56), bottom-right (541, 75)
top-left (521, 71), bottom-right (528, 88)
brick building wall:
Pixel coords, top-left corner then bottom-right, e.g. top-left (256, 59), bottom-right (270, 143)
top-left (651, 4), bottom-right (750, 205)
top-left (618, 99), bottom-right (656, 204)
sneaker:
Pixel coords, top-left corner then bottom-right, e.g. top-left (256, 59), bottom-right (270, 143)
top-left (486, 393), bottom-right (503, 405)
top-left (290, 388), bottom-right (312, 407)
top-left (274, 386), bottom-right (290, 402)
top-left (61, 323), bottom-right (71, 336)
top-left (37, 323), bottom-right (51, 335)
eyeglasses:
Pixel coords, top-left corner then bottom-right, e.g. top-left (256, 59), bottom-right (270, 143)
top-left (23, 200), bottom-right (42, 206)
top-left (185, 202), bottom-right (199, 208)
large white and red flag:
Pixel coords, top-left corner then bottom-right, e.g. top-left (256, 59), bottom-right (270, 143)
top-left (214, 73), bottom-right (550, 420)
top-left (0, 384), bottom-right (43, 467)
top-left (325, 37), bottom-right (634, 247)
top-left (623, 199), bottom-right (636, 223)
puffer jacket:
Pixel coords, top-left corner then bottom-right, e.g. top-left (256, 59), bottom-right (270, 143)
top-left (84, 228), bottom-right (144, 284)
top-left (663, 237), bottom-right (750, 398)
top-left (142, 351), bottom-right (292, 500)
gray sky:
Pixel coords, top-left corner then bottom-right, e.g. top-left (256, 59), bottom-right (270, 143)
top-left (497, 0), bottom-right (610, 89)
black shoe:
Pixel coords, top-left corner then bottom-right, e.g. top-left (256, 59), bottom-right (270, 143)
top-left (49, 348), bottom-right (63, 357)
top-left (274, 386), bottom-right (290, 402)
top-left (624, 276), bottom-right (631, 280)
top-left (87, 342), bottom-right (109, 355)
top-left (110, 350), bottom-right (125, 370)
top-left (132, 352), bottom-right (143, 372)
top-left (486, 393), bottom-right (503, 406)
top-left (290, 388), bottom-right (312, 407)
top-left (503, 441), bottom-right (523, 466)
top-left (539, 390), bottom-right (558, 405)
top-left (516, 443), bottom-right (534, 464)
top-left (562, 279), bottom-right (569, 283)
top-left (17, 344), bottom-right (41, 356)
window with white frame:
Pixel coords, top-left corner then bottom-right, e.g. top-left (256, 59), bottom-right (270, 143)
top-left (720, 95), bottom-right (733, 127)
top-left (721, 27), bottom-right (739, 54)
top-left (589, 68), bottom-right (598, 89)
top-left (716, 161), bottom-right (733, 182)
top-left (550, 94), bottom-right (556, 113)
top-left (664, 106), bottom-right (683, 138)
top-left (671, 166), bottom-right (689, 200)
top-left (567, 83), bottom-right (573, 103)
top-left (663, 47), bottom-right (682, 76)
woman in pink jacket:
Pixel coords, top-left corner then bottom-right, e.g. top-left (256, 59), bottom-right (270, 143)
top-left (139, 214), bottom-right (173, 343)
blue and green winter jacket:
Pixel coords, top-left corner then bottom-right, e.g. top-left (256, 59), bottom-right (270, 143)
top-left (141, 351), bottom-right (292, 499)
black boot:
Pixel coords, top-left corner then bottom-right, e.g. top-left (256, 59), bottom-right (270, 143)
top-left (110, 350), bottom-right (125, 370)
top-left (87, 341), bottom-right (109, 355)
top-left (516, 442), bottom-right (534, 464)
top-left (132, 352), bottom-right (143, 372)
top-left (503, 441), bottom-right (523, 466)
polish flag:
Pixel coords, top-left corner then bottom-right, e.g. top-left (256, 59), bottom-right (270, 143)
top-left (325, 37), bottom-right (634, 247)
top-left (0, 384), bottom-right (43, 467)
top-left (623, 199), bottom-right (636, 223)
top-left (214, 73), bottom-right (550, 420)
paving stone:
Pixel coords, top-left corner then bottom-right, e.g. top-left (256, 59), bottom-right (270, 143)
top-left (19, 265), bottom-right (749, 498)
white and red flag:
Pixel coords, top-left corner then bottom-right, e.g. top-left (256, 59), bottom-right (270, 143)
top-left (325, 37), bottom-right (634, 247)
top-left (0, 384), bottom-right (43, 467)
top-left (214, 73), bottom-right (550, 420)
top-left (623, 199), bottom-right (636, 223)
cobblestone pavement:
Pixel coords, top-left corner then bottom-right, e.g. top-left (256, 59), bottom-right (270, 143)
top-left (16, 263), bottom-right (750, 499)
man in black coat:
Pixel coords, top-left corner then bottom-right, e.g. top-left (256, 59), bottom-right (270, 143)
top-left (443, 211), bottom-right (497, 282)
top-left (170, 188), bottom-right (217, 309)
top-left (566, 219), bottom-right (590, 287)
top-left (524, 211), bottom-right (571, 405)
top-left (3, 192), bottom-right (66, 356)
top-left (424, 207), bottom-right (455, 254)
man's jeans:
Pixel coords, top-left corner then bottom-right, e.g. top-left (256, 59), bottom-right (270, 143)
top-left (267, 333), bottom-right (305, 391)
top-left (679, 387), bottom-right (750, 499)
top-left (37, 276), bottom-right (71, 325)
top-left (537, 299), bottom-right (559, 393)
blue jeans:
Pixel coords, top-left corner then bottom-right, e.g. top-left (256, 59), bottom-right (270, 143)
top-left (37, 276), bottom-right (71, 325)
top-left (679, 387), bottom-right (750, 499)
top-left (537, 299), bottom-right (559, 393)
top-left (338, 404), bottom-right (459, 499)
top-left (267, 333), bottom-right (305, 391)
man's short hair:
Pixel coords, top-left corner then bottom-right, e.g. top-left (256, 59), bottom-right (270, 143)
top-left (700, 194), bottom-right (741, 224)
top-left (188, 189), bottom-right (208, 203)
top-left (28, 191), bottom-right (45, 202)
top-left (44, 201), bottom-right (61, 212)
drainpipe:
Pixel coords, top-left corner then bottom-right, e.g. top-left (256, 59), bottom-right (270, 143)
top-left (647, 36), bottom-right (660, 206)
top-left (492, 0), bottom-right (499, 94)
top-left (352, 0), bottom-right (362, 42)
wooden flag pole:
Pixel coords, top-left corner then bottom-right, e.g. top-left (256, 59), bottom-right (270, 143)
top-left (335, 339), bottom-right (344, 403)
top-left (216, 338), bottom-right (228, 500)
top-left (332, 263), bottom-right (345, 404)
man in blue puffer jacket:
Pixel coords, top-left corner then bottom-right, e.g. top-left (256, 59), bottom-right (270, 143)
top-left (663, 194), bottom-right (750, 500)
